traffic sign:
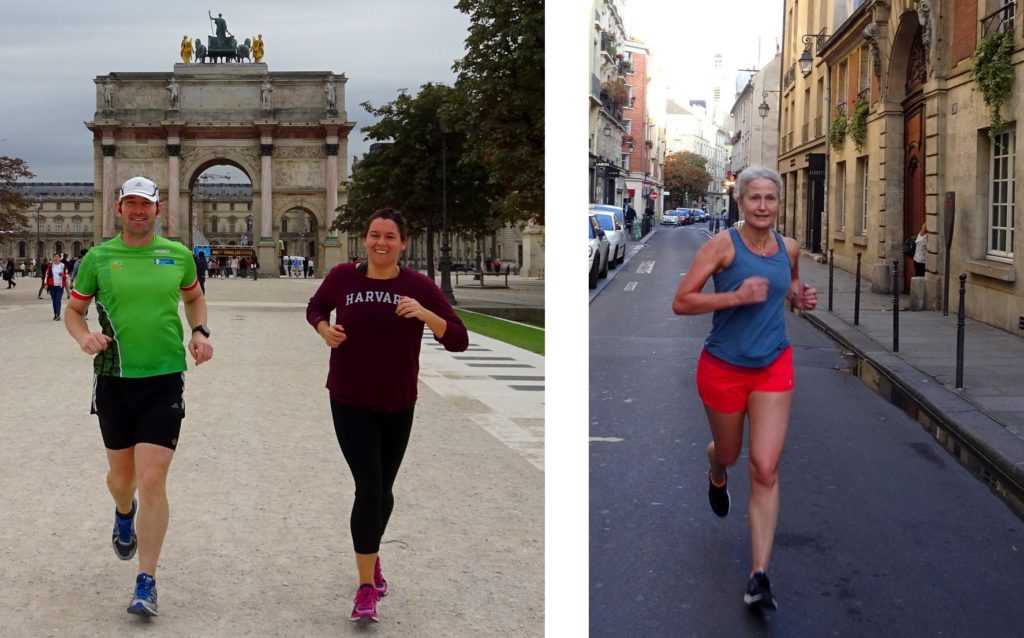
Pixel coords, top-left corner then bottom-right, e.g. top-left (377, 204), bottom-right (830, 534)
top-left (648, 191), bottom-right (659, 200)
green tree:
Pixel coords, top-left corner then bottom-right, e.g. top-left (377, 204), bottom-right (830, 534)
top-left (334, 83), bottom-right (496, 277)
top-left (0, 156), bottom-right (34, 236)
top-left (452, 0), bottom-right (544, 225)
top-left (663, 152), bottom-right (712, 209)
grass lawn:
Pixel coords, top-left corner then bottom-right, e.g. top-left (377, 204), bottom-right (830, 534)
top-left (455, 310), bottom-right (544, 355)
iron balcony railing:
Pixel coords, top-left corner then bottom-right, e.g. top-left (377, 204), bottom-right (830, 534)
top-left (982, 2), bottom-right (1016, 38)
top-left (784, 63), bottom-right (796, 90)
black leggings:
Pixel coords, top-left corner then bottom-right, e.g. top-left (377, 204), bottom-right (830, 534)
top-left (330, 400), bottom-right (415, 554)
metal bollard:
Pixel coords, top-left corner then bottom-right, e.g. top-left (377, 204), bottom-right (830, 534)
top-left (956, 273), bottom-right (966, 389)
top-left (892, 259), bottom-right (899, 352)
top-left (854, 253), bottom-right (862, 326)
top-left (828, 248), bottom-right (834, 312)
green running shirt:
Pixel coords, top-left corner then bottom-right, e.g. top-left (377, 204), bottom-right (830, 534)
top-left (71, 234), bottom-right (199, 378)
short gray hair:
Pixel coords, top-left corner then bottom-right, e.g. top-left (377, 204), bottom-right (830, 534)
top-left (735, 167), bottom-right (783, 201)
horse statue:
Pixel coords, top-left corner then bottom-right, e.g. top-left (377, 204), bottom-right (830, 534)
top-left (194, 38), bottom-right (208, 63)
top-left (236, 38), bottom-right (251, 63)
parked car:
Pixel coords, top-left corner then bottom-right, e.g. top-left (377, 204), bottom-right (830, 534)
top-left (661, 209), bottom-right (680, 225)
top-left (588, 214), bottom-right (610, 288)
top-left (589, 204), bottom-right (626, 267)
top-left (678, 209), bottom-right (694, 225)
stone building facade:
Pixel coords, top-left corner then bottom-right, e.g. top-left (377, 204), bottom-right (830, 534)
top-left (1, 184), bottom-right (95, 270)
top-left (797, 0), bottom-right (1023, 334)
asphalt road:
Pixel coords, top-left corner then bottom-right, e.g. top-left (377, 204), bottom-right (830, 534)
top-left (589, 226), bottom-right (1024, 637)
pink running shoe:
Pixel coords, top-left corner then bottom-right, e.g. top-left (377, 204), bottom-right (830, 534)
top-left (349, 584), bottom-right (379, 623)
top-left (374, 556), bottom-right (388, 596)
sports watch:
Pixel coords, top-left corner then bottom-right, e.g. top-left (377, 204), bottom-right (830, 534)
top-left (191, 324), bottom-right (211, 338)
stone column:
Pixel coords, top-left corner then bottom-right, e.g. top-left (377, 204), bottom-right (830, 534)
top-left (101, 143), bottom-right (117, 239)
top-left (166, 143), bottom-right (181, 241)
top-left (322, 139), bottom-right (344, 272)
top-left (257, 141), bottom-right (276, 275)
top-left (260, 142), bottom-right (273, 238)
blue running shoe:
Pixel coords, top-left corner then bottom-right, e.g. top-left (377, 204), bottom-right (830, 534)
top-left (127, 573), bottom-right (158, 617)
top-left (112, 500), bottom-right (138, 561)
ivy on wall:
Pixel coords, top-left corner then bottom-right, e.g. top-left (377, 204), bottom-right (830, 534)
top-left (970, 30), bottom-right (1015, 136)
top-left (847, 101), bottom-right (869, 152)
top-left (829, 112), bottom-right (847, 152)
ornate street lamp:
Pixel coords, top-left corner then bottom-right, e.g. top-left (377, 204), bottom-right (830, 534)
top-left (799, 33), bottom-right (831, 76)
top-left (758, 90), bottom-right (780, 119)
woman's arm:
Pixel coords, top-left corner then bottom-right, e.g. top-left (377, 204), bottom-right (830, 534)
top-left (672, 232), bottom-right (768, 315)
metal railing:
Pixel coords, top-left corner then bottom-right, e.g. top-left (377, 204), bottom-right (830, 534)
top-left (591, 74), bottom-right (602, 104)
top-left (982, 2), bottom-right (1016, 38)
top-left (784, 63), bottom-right (796, 90)
top-left (814, 116), bottom-right (823, 138)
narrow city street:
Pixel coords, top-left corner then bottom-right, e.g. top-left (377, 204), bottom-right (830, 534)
top-left (589, 227), bottom-right (1024, 636)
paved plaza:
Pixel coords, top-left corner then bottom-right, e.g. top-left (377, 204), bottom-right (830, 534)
top-left (0, 273), bottom-right (544, 637)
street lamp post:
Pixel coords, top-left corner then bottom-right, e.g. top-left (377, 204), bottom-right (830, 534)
top-left (436, 105), bottom-right (455, 305)
top-left (34, 196), bottom-right (42, 271)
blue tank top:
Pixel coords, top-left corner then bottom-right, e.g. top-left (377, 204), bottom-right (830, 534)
top-left (704, 227), bottom-right (791, 368)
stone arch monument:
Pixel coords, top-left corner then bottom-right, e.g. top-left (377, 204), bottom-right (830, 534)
top-left (85, 63), bottom-right (354, 275)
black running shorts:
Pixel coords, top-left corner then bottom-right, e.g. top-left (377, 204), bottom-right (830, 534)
top-left (91, 373), bottom-right (185, 451)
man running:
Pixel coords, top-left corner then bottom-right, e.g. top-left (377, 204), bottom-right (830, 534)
top-left (64, 176), bottom-right (213, 618)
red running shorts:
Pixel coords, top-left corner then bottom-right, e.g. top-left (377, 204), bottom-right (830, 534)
top-left (696, 347), bottom-right (794, 413)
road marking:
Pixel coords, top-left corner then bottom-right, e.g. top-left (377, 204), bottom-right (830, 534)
top-left (624, 282), bottom-right (638, 292)
top-left (589, 437), bottom-right (624, 443)
top-left (637, 260), bottom-right (655, 274)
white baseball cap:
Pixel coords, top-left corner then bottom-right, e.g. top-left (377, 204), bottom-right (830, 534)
top-left (119, 176), bottom-right (160, 202)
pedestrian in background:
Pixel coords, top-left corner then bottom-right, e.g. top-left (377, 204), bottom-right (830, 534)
top-left (4, 256), bottom-right (15, 288)
top-left (306, 208), bottom-right (468, 623)
top-left (913, 221), bottom-right (927, 277)
top-left (194, 251), bottom-right (208, 294)
top-left (64, 176), bottom-right (213, 619)
top-left (672, 166), bottom-right (817, 611)
top-left (37, 259), bottom-right (47, 299)
top-left (46, 253), bottom-right (68, 320)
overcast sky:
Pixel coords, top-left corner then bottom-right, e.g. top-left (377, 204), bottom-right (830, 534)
top-left (0, 1), bottom-right (469, 182)
top-left (624, 0), bottom-right (784, 112)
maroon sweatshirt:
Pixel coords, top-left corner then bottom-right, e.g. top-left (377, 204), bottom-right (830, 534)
top-left (306, 264), bottom-right (469, 412)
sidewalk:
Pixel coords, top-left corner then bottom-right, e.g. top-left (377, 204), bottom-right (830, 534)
top-left (0, 276), bottom-right (543, 636)
top-left (796, 254), bottom-right (1024, 514)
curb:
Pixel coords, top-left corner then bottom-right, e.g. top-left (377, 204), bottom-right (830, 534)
top-left (801, 309), bottom-right (1024, 518)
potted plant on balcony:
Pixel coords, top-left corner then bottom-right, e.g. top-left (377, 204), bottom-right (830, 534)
top-left (847, 100), bottom-right (869, 152)
top-left (971, 30), bottom-right (1015, 137)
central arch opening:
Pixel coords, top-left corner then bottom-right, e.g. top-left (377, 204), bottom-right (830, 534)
top-left (188, 161), bottom-right (255, 276)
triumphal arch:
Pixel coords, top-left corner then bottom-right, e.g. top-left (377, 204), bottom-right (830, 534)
top-left (86, 55), bottom-right (354, 275)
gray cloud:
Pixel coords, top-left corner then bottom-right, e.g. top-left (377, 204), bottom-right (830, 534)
top-left (0, 0), bottom-right (468, 181)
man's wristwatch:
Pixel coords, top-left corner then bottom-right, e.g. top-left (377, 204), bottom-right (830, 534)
top-left (191, 324), bottom-right (211, 338)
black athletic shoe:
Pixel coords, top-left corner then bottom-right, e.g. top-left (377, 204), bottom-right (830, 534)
top-left (708, 470), bottom-right (730, 518)
top-left (744, 571), bottom-right (778, 611)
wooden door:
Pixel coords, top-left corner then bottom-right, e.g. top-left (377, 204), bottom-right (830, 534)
top-left (903, 106), bottom-right (925, 292)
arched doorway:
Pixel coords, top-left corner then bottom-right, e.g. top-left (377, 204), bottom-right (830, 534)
top-left (278, 207), bottom-right (319, 275)
top-left (187, 162), bottom-right (254, 249)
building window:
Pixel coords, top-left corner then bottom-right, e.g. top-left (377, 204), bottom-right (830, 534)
top-left (74, 202), bottom-right (80, 211)
top-left (55, 202), bottom-right (62, 211)
top-left (858, 44), bottom-right (870, 95)
top-left (837, 62), bottom-right (848, 109)
top-left (835, 161), bottom-right (847, 231)
top-left (55, 217), bottom-right (64, 233)
top-left (73, 217), bottom-right (82, 233)
top-left (247, 202), bottom-right (252, 211)
top-left (856, 157), bottom-right (868, 235)
top-left (230, 203), bottom-right (236, 211)
top-left (18, 241), bottom-right (26, 258)
top-left (212, 203), bottom-right (218, 211)
top-left (229, 216), bottom-right (237, 233)
top-left (988, 127), bottom-right (1015, 261)
top-left (210, 217), bottom-right (219, 233)
top-left (281, 218), bottom-right (289, 233)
